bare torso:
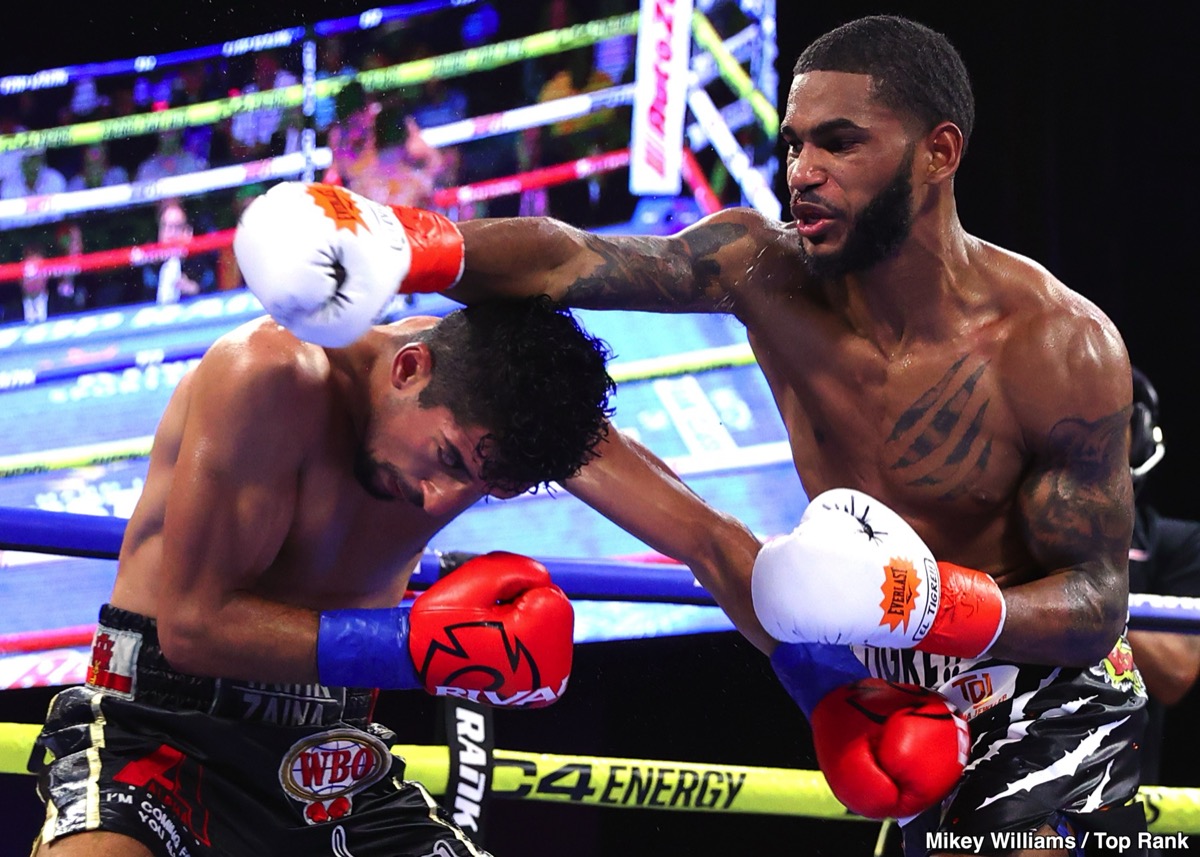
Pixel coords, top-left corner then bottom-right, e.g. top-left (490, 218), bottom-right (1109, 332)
top-left (112, 318), bottom-right (454, 621)
top-left (711, 213), bottom-right (1125, 591)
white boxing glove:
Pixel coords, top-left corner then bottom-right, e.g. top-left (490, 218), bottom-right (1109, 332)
top-left (234, 182), bottom-right (465, 347)
top-left (752, 488), bottom-right (1006, 657)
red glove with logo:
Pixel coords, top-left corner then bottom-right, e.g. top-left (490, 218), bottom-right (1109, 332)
top-left (811, 678), bottom-right (969, 819)
top-left (409, 552), bottom-right (573, 708)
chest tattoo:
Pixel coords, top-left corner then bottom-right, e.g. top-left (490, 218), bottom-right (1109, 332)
top-left (886, 355), bottom-right (993, 499)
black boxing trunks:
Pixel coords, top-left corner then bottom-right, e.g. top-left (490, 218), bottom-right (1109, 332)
top-left (851, 637), bottom-right (1149, 857)
top-left (30, 604), bottom-right (491, 857)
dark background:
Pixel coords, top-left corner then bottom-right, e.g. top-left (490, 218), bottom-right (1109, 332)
top-left (2, 3), bottom-right (1199, 854)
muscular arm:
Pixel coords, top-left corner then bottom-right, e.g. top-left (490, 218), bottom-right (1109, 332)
top-left (564, 427), bottom-right (771, 653)
top-left (1127, 630), bottom-right (1200, 704)
top-left (991, 313), bottom-right (1135, 666)
top-left (153, 332), bottom-right (328, 682)
top-left (450, 208), bottom-right (770, 313)
top-left (1128, 515), bottom-right (1200, 704)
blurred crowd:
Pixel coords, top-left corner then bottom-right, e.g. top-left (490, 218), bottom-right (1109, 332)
top-left (0, 0), bottom-right (759, 325)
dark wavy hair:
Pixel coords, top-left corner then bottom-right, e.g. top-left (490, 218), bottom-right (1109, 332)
top-left (795, 16), bottom-right (975, 153)
top-left (417, 296), bottom-right (614, 493)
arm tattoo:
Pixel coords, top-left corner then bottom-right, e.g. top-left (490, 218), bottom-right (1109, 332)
top-left (563, 224), bottom-right (748, 311)
top-left (886, 355), bottom-right (993, 501)
top-left (1021, 408), bottom-right (1133, 569)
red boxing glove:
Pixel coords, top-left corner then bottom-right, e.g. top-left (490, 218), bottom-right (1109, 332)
top-left (408, 552), bottom-right (573, 708)
top-left (810, 678), bottom-right (969, 819)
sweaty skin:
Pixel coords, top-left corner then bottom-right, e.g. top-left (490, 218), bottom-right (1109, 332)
top-left (113, 316), bottom-right (490, 681)
top-left (112, 315), bottom-right (767, 684)
top-left (448, 70), bottom-right (1134, 669)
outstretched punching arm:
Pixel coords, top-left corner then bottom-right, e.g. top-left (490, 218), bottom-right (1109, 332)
top-left (567, 429), bottom-right (970, 820)
top-left (564, 427), bottom-right (769, 652)
top-left (234, 182), bottom-right (780, 345)
top-left (450, 208), bottom-right (774, 313)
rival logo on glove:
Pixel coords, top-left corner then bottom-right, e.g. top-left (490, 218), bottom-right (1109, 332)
top-left (416, 620), bottom-right (565, 708)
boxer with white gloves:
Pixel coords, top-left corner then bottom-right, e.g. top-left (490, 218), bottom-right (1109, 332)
top-left (753, 488), bottom-right (1006, 659)
top-left (234, 181), bottom-right (465, 346)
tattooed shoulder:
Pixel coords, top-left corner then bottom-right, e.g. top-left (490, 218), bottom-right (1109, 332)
top-left (1020, 407), bottom-right (1133, 564)
top-left (563, 223), bottom-right (749, 311)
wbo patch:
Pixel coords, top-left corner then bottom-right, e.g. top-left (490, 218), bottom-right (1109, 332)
top-left (278, 727), bottom-right (392, 825)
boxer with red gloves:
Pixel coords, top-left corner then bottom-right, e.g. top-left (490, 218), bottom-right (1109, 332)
top-left (319, 552), bottom-right (573, 708)
top-left (31, 269), bottom-right (617, 855)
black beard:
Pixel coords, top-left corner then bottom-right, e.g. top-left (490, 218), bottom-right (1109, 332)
top-left (353, 446), bottom-right (397, 502)
top-left (798, 154), bottom-right (915, 279)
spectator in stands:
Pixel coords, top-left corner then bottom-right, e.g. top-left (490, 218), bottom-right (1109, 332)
top-left (535, 45), bottom-right (630, 226)
top-left (97, 82), bottom-right (156, 178)
top-left (135, 130), bottom-right (208, 183)
top-left (1, 242), bottom-right (80, 323)
top-left (0, 104), bottom-right (27, 188)
top-left (170, 61), bottom-right (222, 107)
top-left (404, 44), bottom-right (470, 131)
top-left (65, 76), bottom-right (109, 123)
top-left (314, 35), bottom-right (358, 135)
top-left (215, 184), bottom-right (265, 291)
top-left (229, 50), bottom-right (299, 162)
top-left (50, 222), bottom-right (92, 311)
top-left (325, 82), bottom-right (447, 210)
top-left (400, 42), bottom-right (468, 194)
top-left (1125, 367), bottom-right (1200, 787)
top-left (169, 62), bottom-right (231, 168)
top-left (66, 143), bottom-right (129, 191)
top-left (142, 199), bottom-right (214, 304)
top-left (0, 148), bottom-right (67, 199)
top-left (268, 106), bottom-right (305, 158)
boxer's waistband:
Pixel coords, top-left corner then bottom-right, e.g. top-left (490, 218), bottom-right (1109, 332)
top-left (87, 604), bottom-right (376, 728)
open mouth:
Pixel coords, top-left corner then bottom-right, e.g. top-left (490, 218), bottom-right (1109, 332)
top-left (792, 204), bottom-right (836, 238)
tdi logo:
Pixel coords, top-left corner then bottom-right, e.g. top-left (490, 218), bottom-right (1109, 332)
top-left (950, 672), bottom-right (994, 706)
top-left (941, 664), bottom-right (1017, 719)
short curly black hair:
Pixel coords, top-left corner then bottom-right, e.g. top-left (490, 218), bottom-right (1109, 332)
top-left (417, 296), bottom-right (614, 493)
top-left (795, 16), bottom-right (975, 153)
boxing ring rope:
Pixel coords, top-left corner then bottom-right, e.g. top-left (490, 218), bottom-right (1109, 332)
top-left (3, 726), bottom-right (1198, 830)
top-left (1, 506), bottom-right (1199, 833)
top-left (0, 21), bottom-right (763, 229)
top-left (0, 15), bottom-right (640, 159)
top-left (690, 11), bottom-right (778, 135)
top-left (0, 1), bottom-right (479, 99)
top-left (0, 230), bottom-right (235, 285)
top-left (0, 340), bottom-right (762, 479)
top-left (4, 505), bottom-right (1200, 640)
